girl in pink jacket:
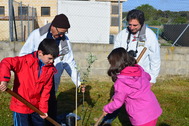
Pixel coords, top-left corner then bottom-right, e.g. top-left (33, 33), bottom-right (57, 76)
top-left (103, 47), bottom-right (162, 126)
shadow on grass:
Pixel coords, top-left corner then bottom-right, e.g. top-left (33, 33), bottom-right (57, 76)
top-left (159, 123), bottom-right (170, 126)
top-left (57, 85), bottom-right (94, 112)
top-left (57, 85), bottom-right (101, 125)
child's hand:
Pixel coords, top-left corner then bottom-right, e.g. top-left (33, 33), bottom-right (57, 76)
top-left (0, 81), bottom-right (8, 92)
top-left (40, 113), bottom-right (48, 119)
top-left (102, 111), bottom-right (108, 116)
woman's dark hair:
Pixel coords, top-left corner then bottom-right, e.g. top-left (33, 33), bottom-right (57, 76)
top-left (107, 47), bottom-right (136, 82)
top-left (38, 38), bottom-right (59, 58)
top-left (127, 9), bottom-right (145, 26)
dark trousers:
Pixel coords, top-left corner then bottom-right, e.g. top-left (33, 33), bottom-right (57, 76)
top-left (13, 112), bottom-right (45, 126)
top-left (45, 83), bottom-right (57, 126)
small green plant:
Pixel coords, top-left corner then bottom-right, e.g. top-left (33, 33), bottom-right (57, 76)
top-left (82, 53), bottom-right (97, 83)
top-left (77, 52), bottom-right (97, 83)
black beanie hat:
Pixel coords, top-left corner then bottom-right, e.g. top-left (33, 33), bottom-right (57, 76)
top-left (51, 14), bottom-right (70, 29)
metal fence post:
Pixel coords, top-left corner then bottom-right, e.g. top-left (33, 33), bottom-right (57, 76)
top-left (27, 4), bottom-right (30, 39)
top-left (20, 2), bottom-right (24, 41)
top-left (118, 0), bottom-right (120, 32)
top-left (8, 0), bottom-right (14, 41)
top-left (32, 7), bottom-right (34, 30)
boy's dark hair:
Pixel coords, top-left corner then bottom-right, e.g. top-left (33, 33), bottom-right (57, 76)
top-left (127, 9), bottom-right (145, 26)
top-left (38, 38), bottom-right (59, 58)
top-left (107, 47), bottom-right (136, 82)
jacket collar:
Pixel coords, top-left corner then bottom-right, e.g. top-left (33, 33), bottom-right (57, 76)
top-left (39, 23), bottom-right (51, 36)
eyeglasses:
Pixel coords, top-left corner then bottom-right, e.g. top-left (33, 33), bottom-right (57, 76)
top-left (55, 27), bottom-right (68, 36)
top-left (128, 24), bottom-right (140, 27)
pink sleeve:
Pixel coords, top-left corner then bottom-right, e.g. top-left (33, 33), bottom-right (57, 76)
top-left (103, 80), bottom-right (128, 114)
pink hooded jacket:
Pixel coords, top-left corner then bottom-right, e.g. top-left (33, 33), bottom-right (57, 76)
top-left (103, 64), bottom-right (162, 125)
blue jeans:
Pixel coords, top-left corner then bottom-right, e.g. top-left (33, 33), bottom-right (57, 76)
top-left (100, 109), bottom-right (120, 125)
top-left (13, 112), bottom-right (45, 126)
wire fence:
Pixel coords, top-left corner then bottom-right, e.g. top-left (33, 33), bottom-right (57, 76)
top-left (0, 0), bottom-right (189, 46)
top-left (0, 0), bottom-right (36, 42)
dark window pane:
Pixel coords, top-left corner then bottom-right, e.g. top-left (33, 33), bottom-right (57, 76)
top-left (111, 17), bottom-right (119, 26)
top-left (0, 6), bottom-right (5, 15)
top-left (112, 5), bottom-right (118, 14)
top-left (18, 7), bottom-right (28, 16)
top-left (41, 7), bottom-right (50, 16)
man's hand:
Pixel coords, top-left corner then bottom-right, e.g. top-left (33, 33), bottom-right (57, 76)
top-left (78, 84), bottom-right (86, 93)
top-left (0, 81), bottom-right (8, 92)
top-left (40, 113), bottom-right (48, 119)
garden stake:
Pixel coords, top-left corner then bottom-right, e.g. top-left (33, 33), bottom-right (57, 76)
top-left (136, 47), bottom-right (147, 63)
top-left (94, 47), bottom-right (147, 126)
top-left (94, 113), bottom-right (105, 126)
top-left (5, 88), bottom-right (61, 126)
top-left (75, 71), bottom-right (79, 126)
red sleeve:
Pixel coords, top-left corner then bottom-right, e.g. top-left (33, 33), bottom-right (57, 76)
top-left (38, 72), bottom-right (54, 113)
top-left (0, 57), bottom-right (23, 82)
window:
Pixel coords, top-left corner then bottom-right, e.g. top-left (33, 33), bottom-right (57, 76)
top-left (0, 6), bottom-right (5, 15)
top-left (41, 7), bottom-right (50, 16)
top-left (112, 5), bottom-right (119, 14)
top-left (111, 17), bottom-right (119, 26)
top-left (18, 6), bottom-right (28, 16)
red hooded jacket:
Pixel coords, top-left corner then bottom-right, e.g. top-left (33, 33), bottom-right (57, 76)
top-left (0, 51), bottom-right (56, 114)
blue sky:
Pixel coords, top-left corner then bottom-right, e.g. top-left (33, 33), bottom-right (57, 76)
top-left (123, 0), bottom-right (189, 12)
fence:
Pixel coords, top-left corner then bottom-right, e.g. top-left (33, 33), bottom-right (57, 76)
top-left (0, 0), bottom-right (36, 42)
top-left (0, 0), bottom-right (189, 45)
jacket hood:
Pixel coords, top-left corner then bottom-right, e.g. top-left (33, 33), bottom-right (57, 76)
top-left (117, 64), bottom-right (143, 89)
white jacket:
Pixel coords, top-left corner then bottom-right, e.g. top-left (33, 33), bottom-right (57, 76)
top-left (19, 23), bottom-right (81, 91)
top-left (114, 27), bottom-right (161, 83)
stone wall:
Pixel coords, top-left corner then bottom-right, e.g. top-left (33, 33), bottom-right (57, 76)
top-left (0, 41), bottom-right (189, 81)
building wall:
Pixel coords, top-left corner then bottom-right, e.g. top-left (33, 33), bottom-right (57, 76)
top-left (0, 0), bottom-right (126, 42)
top-left (15, 0), bottom-right (58, 27)
top-left (0, 21), bottom-right (9, 41)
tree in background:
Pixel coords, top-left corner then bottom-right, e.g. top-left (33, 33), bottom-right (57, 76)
top-left (122, 4), bottom-right (189, 25)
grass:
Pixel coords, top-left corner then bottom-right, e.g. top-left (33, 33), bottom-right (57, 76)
top-left (0, 75), bottom-right (189, 126)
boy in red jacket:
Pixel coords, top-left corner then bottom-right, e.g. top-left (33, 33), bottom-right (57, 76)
top-left (0, 38), bottom-right (59, 126)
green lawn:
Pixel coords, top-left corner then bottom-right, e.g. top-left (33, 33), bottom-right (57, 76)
top-left (0, 76), bottom-right (189, 126)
